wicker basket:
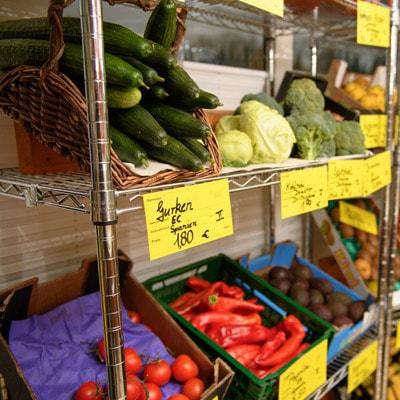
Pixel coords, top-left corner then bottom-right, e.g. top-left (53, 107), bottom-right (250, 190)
top-left (0, 0), bottom-right (221, 189)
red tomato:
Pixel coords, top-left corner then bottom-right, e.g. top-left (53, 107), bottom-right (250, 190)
top-left (126, 375), bottom-right (146, 400)
top-left (75, 382), bottom-right (102, 400)
top-left (181, 378), bottom-right (205, 400)
top-left (125, 348), bottom-right (142, 375)
top-left (128, 310), bottom-right (142, 324)
top-left (97, 338), bottom-right (106, 363)
top-left (143, 359), bottom-right (172, 386)
top-left (172, 355), bottom-right (199, 383)
top-left (144, 382), bottom-right (162, 400)
top-left (168, 395), bottom-right (190, 400)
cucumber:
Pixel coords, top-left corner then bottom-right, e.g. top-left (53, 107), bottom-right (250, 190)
top-left (144, 102), bottom-right (210, 139)
top-left (123, 57), bottom-right (164, 86)
top-left (180, 138), bottom-right (210, 163)
top-left (193, 90), bottom-right (222, 109)
top-left (109, 105), bottom-right (168, 147)
top-left (164, 64), bottom-right (200, 100)
top-left (143, 85), bottom-right (170, 101)
top-left (109, 125), bottom-right (148, 167)
top-left (144, 0), bottom-right (177, 50)
top-left (0, 17), bottom-right (153, 59)
top-left (141, 41), bottom-right (176, 71)
top-left (107, 86), bottom-right (142, 108)
top-left (0, 39), bottom-right (144, 87)
top-left (142, 135), bottom-right (203, 171)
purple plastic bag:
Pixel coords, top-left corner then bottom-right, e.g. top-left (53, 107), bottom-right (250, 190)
top-left (9, 291), bottom-right (181, 399)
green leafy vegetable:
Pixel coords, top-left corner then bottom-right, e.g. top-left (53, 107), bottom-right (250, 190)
top-left (335, 120), bottom-right (366, 156)
top-left (217, 130), bottom-right (253, 167)
top-left (215, 115), bottom-right (241, 136)
top-left (240, 92), bottom-right (284, 115)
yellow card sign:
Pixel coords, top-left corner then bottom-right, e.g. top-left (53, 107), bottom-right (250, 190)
top-left (348, 340), bottom-right (378, 393)
top-left (328, 159), bottom-right (365, 200)
top-left (396, 321), bottom-right (400, 351)
top-left (143, 180), bottom-right (233, 260)
top-left (339, 201), bottom-right (378, 235)
top-left (357, 1), bottom-right (390, 48)
top-left (279, 340), bottom-right (327, 400)
top-left (359, 114), bottom-right (387, 149)
top-left (280, 166), bottom-right (328, 219)
top-left (239, 0), bottom-right (284, 17)
top-left (364, 151), bottom-right (392, 195)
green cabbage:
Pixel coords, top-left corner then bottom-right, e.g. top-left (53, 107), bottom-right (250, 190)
top-left (217, 130), bottom-right (253, 167)
top-left (215, 115), bottom-right (241, 136)
top-left (239, 101), bottom-right (296, 163)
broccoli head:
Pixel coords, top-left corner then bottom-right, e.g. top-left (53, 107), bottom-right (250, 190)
top-left (286, 112), bottom-right (334, 160)
top-left (335, 120), bottom-right (366, 156)
top-left (284, 78), bottom-right (325, 115)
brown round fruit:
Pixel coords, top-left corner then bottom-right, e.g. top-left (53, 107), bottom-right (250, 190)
top-left (268, 266), bottom-right (290, 281)
top-left (357, 249), bottom-right (372, 263)
top-left (355, 230), bottom-right (368, 244)
top-left (289, 287), bottom-right (310, 307)
top-left (340, 224), bottom-right (354, 239)
top-left (290, 264), bottom-right (312, 280)
top-left (362, 242), bottom-right (377, 257)
top-left (327, 292), bottom-right (353, 306)
top-left (290, 279), bottom-right (310, 291)
top-left (309, 304), bottom-right (333, 322)
top-left (270, 278), bottom-right (291, 295)
top-left (348, 301), bottom-right (366, 322)
top-left (327, 302), bottom-right (348, 318)
top-left (332, 315), bottom-right (354, 327)
top-left (368, 235), bottom-right (379, 248)
top-left (330, 207), bottom-right (340, 223)
top-left (355, 199), bottom-right (367, 210)
top-left (309, 278), bottom-right (334, 295)
top-left (309, 289), bottom-right (324, 306)
top-left (355, 259), bottom-right (372, 280)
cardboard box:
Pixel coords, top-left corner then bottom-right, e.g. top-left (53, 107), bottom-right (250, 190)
top-left (0, 253), bottom-right (233, 400)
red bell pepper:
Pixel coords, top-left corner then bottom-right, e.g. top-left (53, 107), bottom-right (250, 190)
top-left (170, 292), bottom-right (196, 309)
top-left (206, 324), bottom-right (274, 348)
top-left (226, 344), bottom-right (261, 367)
top-left (254, 331), bottom-right (286, 366)
top-left (204, 294), bottom-right (265, 313)
top-left (192, 312), bottom-right (262, 332)
top-left (253, 315), bottom-right (305, 368)
top-left (187, 276), bottom-right (211, 292)
top-left (220, 283), bottom-right (245, 299)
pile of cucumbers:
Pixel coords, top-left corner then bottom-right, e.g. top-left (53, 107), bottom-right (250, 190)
top-left (0, 0), bottom-right (221, 171)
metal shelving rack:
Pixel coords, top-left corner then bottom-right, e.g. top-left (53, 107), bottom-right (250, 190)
top-left (0, 0), bottom-right (399, 399)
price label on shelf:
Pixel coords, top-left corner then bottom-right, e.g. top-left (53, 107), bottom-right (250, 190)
top-left (348, 340), bottom-right (378, 393)
top-left (239, 0), bottom-right (284, 17)
top-left (328, 159), bottom-right (365, 200)
top-left (143, 180), bottom-right (234, 260)
top-left (359, 114), bottom-right (387, 149)
top-left (339, 201), bottom-right (378, 235)
top-left (280, 166), bottom-right (328, 219)
top-left (364, 151), bottom-right (392, 195)
top-left (279, 340), bottom-right (327, 400)
top-left (396, 321), bottom-right (400, 350)
top-left (357, 0), bottom-right (390, 48)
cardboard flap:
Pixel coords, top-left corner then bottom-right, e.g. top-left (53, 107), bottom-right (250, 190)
top-left (270, 242), bottom-right (298, 267)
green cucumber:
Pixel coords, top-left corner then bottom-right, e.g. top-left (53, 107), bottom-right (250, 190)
top-left (109, 125), bottom-right (148, 167)
top-left (144, 102), bottom-right (210, 139)
top-left (0, 39), bottom-right (144, 87)
top-left (109, 105), bottom-right (168, 147)
top-left (144, 0), bottom-right (177, 50)
top-left (193, 90), bottom-right (222, 109)
top-left (164, 64), bottom-right (200, 100)
top-left (142, 135), bottom-right (203, 171)
top-left (107, 86), bottom-right (142, 108)
top-left (123, 57), bottom-right (164, 86)
top-left (143, 85), bottom-right (170, 101)
top-left (141, 41), bottom-right (176, 71)
top-left (180, 138), bottom-right (210, 163)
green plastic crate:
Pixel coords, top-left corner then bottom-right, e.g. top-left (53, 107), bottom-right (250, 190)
top-left (144, 254), bottom-right (334, 400)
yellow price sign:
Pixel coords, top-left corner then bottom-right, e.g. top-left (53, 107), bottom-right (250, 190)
top-left (239, 0), bottom-right (284, 17)
top-left (279, 340), bottom-right (327, 400)
top-left (143, 180), bottom-right (234, 260)
top-left (396, 321), bottom-right (400, 351)
top-left (328, 159), bottom-right (365, 200)
top-left (357, 0), bottom-right (390, 48)
top-left (348, 340), bottom-right (378, 393)
top-left (359, 114), bottom-right (387, 149)
top-left (280, 166), bottom-right (328, 219)
top-left (364, 151), bottom-right (392, 195)
top-left (339, 201), bottom-right (378, 235)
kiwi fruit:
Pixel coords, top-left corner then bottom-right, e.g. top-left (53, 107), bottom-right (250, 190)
top-left (355, 229), bottom-right (368, 244)
top-left (348, 301), bottom-right (366, 322)
top-left (327, 302), bottom-right (348, 318)
top-left (327, 292), bottom-right (353, 306)
top-left (291, 279), bottom-right (310, 291)
top-left (340, 224), bottom-right (354, 239)
top-left (330, 207), bottom-right (340, 222)
top-left (309, 278), bottom-right (334, 295)
top-left (270, 278), bottom-right (291, 294)
top-left (309, 304), bottom-right (333, 322)
top-left (333, 315), bottom-right (354, 327)
top-left (309, 289), bottom-right (324, 306)
top-left (268, 266), bottom-right (290, 281)
top-left (291, 264), bottom-right (312, 281)
top-left (289, 287), bottom-right (310, 307)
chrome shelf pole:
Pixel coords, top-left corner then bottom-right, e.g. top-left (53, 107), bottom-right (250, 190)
top-left (80, 0), bottom-right (126, 399)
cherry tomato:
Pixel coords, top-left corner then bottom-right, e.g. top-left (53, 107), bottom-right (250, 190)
top-left (172, 355), bottom-right (199, 383)
top-left (128, 310), bottom-right (142, 324)
top-left (144, 382), bottom-right (162, 400)
top-left (181, 378), bottom-right (205, 400)
top-left (143, 359), bottom-right (172, 386)
top-left (168, 395), bottom-right (190, 400)
top-left (126, 375), bottom-right (146, 400)
top-left (97, 338), bottom-right (106, 363)
top-left (75, 381), bottom-right (103, 400)
top-left (125, 348), bottom-right (142, 375)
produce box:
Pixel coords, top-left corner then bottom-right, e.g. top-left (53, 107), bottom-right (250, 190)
top-left (144, 254), bottom-right (334, 400)
top-left (241, 242), bottom-right (376, 361)
top-left (0, 252), bottom-right (233, 400)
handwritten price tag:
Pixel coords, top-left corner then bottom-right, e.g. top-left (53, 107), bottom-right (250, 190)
top-left (348, 340), bottom-right (378, 393)
top-left (328, 159), bottom-right (365, 200)
top-left (239, 0), bottom-right (284, 17)
top-left (280, 166), bottom-right (328, 219)
top-left (359, 114), bottom-right (387, 148)
top-left (364, 151), bottom-right (392, 195)
top-left (396, 321), bottom-right (400, 351)
top-left (339, 201), bottom-right (378, 235)
top-left (143, 180), bottom-right (234, 260)
top-left (279, 340), bottom-right (327, 400)
top-left (357, 1), bottom-right (390, 48)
